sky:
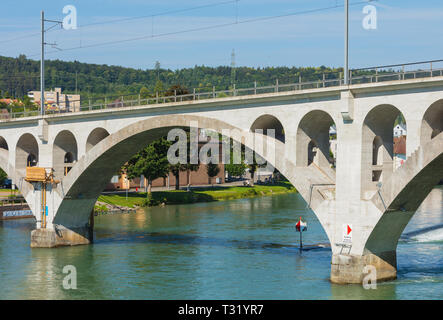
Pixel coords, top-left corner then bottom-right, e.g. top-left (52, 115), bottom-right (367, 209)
top-left (1, 0), bottom-right (443, 70)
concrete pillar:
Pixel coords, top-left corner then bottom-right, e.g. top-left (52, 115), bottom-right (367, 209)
top-left (30, 225), bottom-right (92, 248)
top-left (330, 251), bottom-right (397, 284)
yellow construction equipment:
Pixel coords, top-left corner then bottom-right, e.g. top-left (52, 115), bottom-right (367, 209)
top-left (24, 167), bottom-right (59, 228)
top-left (25, 167), bottom-right (46, 182)
top-left (25, 167), bottom-right (59, 184)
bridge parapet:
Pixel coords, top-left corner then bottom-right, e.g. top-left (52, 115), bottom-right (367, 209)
top-left (2, 60), bottom-right (443, 121)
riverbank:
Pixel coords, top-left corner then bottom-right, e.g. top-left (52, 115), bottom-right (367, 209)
top-left (95, 181), bottom-right (296, 213)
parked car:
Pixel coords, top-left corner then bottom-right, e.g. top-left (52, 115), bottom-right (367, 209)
top-left (2, 179), bottom-right (12, 189)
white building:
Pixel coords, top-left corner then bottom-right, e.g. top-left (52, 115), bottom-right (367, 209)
top-left (394, 123), bottom-right (407, 137)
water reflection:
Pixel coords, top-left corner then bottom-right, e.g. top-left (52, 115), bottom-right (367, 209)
top-left (0, 188), bottom-right (441, 299)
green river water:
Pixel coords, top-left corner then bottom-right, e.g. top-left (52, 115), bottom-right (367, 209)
top-left (0, 187), bottom-right (442, 299)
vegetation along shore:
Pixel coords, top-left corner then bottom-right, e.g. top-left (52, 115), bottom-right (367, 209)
top-left (94, 182), bottom-right (296, 214)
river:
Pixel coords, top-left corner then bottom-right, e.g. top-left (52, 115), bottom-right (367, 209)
top-left (0, 187), bottom-right (442, 300)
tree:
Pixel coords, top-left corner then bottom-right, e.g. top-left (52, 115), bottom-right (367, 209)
top-left (165, 84), bottom-right (192, 101)
top-left (168, 130), bottom-right (200, 190)
top-left (205, 147), bottom-right (220, 187)
top-left (0, 168), bottom-right (7, 185)
top-left (247, 160), bottom-right (264, 186)
top-left (124, 138), bottom-right (171, 197)
top-left (169, 163), bottom-right (187, 191)
top-left (139, 86), bottom-right (150, 100)
top-left (225, 161), bottom-right (246, 178)
top-left (0, 54), bottom-right (349, 103)
top-left (154, 80), bottom-right (164, 96)
top-left (225, 138), bottom-right (247, 178)
top-left (166, 84), bottom-right (189, 96)
top-left (22, 95), bottom-right (33, 107)
top-left (207, 162), bottom-right (220, 187)
top-left (185, 162), bottom-right (200, 189)
top-left (155, 61), bottom-right (161, 81)
top-left (244, 147), bottom-right (268, 186)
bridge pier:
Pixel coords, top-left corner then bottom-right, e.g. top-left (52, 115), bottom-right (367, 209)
top-left (30, 210), bottom-right (95, 248)
top-left (330, 251), bottom-right (397, 284)
top-left (30, 226), bottom-right (92, 248)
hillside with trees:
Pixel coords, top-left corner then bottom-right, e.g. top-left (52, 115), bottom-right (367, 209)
top-left (0, 54), bottom-right (345, 100)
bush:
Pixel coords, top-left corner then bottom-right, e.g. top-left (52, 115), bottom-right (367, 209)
top-left (94, 204), bottom-right (109, 214)
top-left (142, 197), bottom-right (160, 207)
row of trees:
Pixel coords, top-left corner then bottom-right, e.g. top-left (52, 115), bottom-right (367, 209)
top-left (123, 134), bottom-right (218, 200)
top-left (123, 134), bottom-right (267, 200)
top-left (0, 54), bottom-right (344, 101)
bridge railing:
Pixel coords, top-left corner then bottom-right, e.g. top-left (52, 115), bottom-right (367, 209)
top-left (2, 59), bottom-right (443, 121)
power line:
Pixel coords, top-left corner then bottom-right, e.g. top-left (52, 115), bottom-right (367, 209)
top-left (0, 31), bottom-right (40, 43)
top-left (0, 0), bottom-right (240, 45)
top-left (27, 0), bottom-right (376, 58)
top-left (79, 0), bottom-right (240, 28)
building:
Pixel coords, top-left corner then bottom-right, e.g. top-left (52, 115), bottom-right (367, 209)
top-left (28, 88), bottom-right (80, 112)
top-left (329, 125), bottom-right (337, 137)
top-left (105, 129), bottom-right (225, 191)
top-left (106, 162), bottom-right (225, 191)
top-left (393, 135), bottom-right (406, 169)
top-left (329, 139), bottom-right (337, 162)
top-left (0, 98), bottom-right (24, 106)
top-left (394, 123), bottom-right (407, 137)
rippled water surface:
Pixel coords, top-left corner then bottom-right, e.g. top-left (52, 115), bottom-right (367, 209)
top-left (0, 187), bottom-right (442, 299)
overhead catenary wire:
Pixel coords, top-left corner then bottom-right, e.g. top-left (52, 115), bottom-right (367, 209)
top-left (25, 0), bottom-right (377, 58)
top-left (0, 0), bottom-right (242, 44)
top-left (0, 0), bottom-right (382, 95)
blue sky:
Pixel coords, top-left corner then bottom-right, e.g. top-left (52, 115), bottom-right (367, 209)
top-left (1, 0), bottom-right (443, 70)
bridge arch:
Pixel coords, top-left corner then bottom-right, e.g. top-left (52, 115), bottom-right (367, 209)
top-left (250, 114), bottom-right (285, 143)
top-left (0, 136), bottom-right (8, 150)
top-left (0, 136), bottom-right (9, 176)
top-left (86, 127), bottom-right (110, 153)
top-left (421, 99), bottom-right (443, 145)
top-left (296, 110), bottom-right (336, 168)
top-left (366, 134), bottom-right (443, 267)
top-left (53, 115), bottom-right (332, 230)
top-left (16, 133), bottom-right (39, 171)
top-left (0, 135), bottom-right (38, 221)
top-left (372, 136), bottom-right (384, 166)
top-left (361, 104), bottom-right (406, 197)
top-left (53, 130), bottom-right (78, 178)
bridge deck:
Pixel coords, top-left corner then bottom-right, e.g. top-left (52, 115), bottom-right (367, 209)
top-left (2, 64), bottom-right (443, 123)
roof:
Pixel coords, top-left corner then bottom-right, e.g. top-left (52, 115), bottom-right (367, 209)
top-left (394, 136), bottom-right (406, 155)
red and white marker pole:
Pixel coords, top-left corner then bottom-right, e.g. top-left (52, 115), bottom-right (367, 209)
top-left (295, 217), bottom-right (308, 252)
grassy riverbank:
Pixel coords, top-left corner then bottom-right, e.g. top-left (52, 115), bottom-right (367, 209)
top-left (97, 181), bottom-right (296, 210)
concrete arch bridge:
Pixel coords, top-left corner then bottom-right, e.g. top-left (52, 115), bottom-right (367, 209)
top-left (0, 75), bottom-right (442, 284)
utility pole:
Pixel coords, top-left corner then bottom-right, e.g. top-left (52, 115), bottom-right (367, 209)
top-left (344, 0), bottom-right (349, 85)
top-left (40, 10), bottom-right (62, 116)
top-left (40, 11), bottom-right (44, 116)
top-left (231, 49), bottom-right (236, 88)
